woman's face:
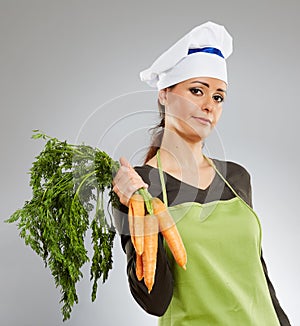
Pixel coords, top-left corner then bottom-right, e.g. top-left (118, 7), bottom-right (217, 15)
top-left (159, 77), bottom-right (227, 142)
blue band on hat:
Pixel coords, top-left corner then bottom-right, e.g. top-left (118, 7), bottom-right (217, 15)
top-left (188, 47), bottom-right (224, 58)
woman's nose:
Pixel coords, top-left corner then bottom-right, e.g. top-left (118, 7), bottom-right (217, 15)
top-left (200, 97), bottom-right (214, 112)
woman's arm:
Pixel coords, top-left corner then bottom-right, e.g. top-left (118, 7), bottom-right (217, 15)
top-left (113, 205), bottom-right (173, 316)
top-left (112, 158), bottom-right (173, 316)
top-left (260, 253), bottom-right (291, 326)
top-left (124, 233), bottom-right (173, 316)
top-left (239, 166), bottom-right (291, 325)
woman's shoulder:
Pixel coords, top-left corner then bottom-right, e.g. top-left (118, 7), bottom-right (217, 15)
top-left (134, 165), bottom-right (158, 185)
top-left (211, 158), bottom-right (251, 180)
top-left (211, 158), bottom-right (253, 206)
top-left (134, 164), bottom-right (154, 175)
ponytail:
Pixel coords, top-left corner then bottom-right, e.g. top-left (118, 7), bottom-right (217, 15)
top-left (144, 86), bottom-right (176, 164)
top-left (143, 99), bottom-right (165, 164)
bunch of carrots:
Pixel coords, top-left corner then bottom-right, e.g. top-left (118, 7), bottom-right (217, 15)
top-left (128, 191), bottom-right (187, 293)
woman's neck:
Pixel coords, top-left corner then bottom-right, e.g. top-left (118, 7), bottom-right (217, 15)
top-left (145, 130), bottom-right (215, 190)
top-left (159, 131), bottom-right (207, 173)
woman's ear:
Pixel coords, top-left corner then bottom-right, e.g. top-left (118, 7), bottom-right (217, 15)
top-left (158, 89), bottom-right (168, 106)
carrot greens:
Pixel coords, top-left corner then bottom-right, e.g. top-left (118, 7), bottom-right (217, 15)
top-left (5, 131), bottom-right (187, 321)
top-left (6, 131), bottom-right (120, 321)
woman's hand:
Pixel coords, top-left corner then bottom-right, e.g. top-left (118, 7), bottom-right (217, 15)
top-left (112, 157), bottom-right (148, 206)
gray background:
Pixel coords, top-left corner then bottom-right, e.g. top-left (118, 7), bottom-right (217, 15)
top-left (1, 0), bottom-right (299, 325)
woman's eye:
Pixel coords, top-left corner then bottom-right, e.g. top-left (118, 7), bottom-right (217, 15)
top-left (190, 88), bottom-right (203, 95)
top-left (213, 95), bottom-right (224, 103)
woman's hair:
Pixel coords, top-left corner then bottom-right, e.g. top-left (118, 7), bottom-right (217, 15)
top-left (143, 99), bottom-right (165, 164)
top-left (144, 85), bottom-right (177, 164)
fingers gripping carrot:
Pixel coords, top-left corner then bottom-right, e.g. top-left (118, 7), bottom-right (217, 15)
top-left (142, 214), bottom-right (159, 293)
top-left (128, 193), bottom-right (145, 255)
top-left (152, 197), bottom-right (187, 270)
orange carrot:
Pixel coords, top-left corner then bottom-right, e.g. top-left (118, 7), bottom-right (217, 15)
top-left (152, 197), bottom-right (187, 270)
top-left (142, 214), bottom-right (158, 293)
top-left (128, 203), bottom-right (135, 249)
top-left (133, 214), bottom-right (144, 256)
top-left (136, 253), bottom-right (143, 281)
top-left (128, 193), bottom-right (145, 255)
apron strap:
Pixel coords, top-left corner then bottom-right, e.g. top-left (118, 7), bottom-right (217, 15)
top-left (156, 149), bottom-right (169, 207)
top-left (204, 155), bottom-right (242, 200)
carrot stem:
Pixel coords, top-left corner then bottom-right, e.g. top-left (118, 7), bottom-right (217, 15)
top-left (137, 188), bottom-right (153, 215)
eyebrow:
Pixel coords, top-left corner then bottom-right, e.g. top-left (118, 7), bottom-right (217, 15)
top-left (190, 80), bottom-right (227, 94)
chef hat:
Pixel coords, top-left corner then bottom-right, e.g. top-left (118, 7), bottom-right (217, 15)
top-left (140, 21), bottom-right (233, 90)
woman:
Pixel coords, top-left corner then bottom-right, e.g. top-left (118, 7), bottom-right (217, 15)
top-left (112, 22), bottom-right (291, 325)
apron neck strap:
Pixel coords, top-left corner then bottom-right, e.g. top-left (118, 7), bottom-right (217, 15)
top-left (204, 155), bottom-right (241, 199)
top-left (156, 149), bottom-right (169, 207)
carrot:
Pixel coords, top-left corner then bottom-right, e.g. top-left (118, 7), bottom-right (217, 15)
top-left (128, 193), bottom-right (145, 255)
top-left (152, 197), bottom-right (187, 270)
top-left (133, 213), bottom-right (144, 256)
top-left (142, 214), bottom-right (159, 293)
top-left (135, 253), bottom-right (143, 281)
top-left (128, 203), bottom-right (135, 249)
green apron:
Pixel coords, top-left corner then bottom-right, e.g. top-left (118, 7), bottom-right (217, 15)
top-left (156, 151), bottom-right (280, 326)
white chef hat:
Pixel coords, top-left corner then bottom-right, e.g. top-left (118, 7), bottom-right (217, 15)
top-left (140, 21), bottom-right (233, 90)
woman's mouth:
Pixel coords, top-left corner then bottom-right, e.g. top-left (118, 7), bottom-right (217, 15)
top-left (193, 116), bottom-right (212, 126)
